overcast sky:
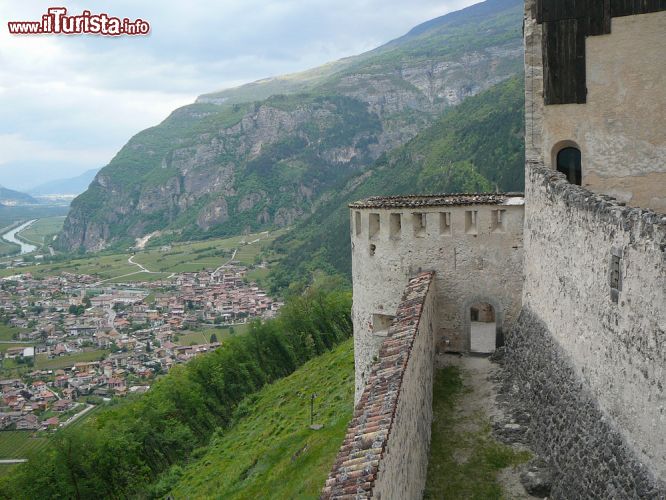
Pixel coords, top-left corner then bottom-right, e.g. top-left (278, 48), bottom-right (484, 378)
top-left (0, 0), bottom-right (478, 190)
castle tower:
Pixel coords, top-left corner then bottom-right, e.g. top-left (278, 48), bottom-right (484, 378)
top-left (349, 194), bottom-right (524, 400)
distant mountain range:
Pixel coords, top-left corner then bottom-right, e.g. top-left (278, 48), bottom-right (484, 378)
top-left (0, 186), bottom-right (39, 206)
top-left (57, 0), bottom-right (524, 252)
top-left (28, 168), bottom-right (100, 196)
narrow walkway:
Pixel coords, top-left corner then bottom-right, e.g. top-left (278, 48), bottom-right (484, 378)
top-left (425, 354), bottom-right (537, 499)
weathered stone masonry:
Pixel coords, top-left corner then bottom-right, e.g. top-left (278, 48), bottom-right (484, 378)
top-left (503, 308), bottom-right (666, 499)
top-left (322, 272), bottom-right (436, 499)
top-left (521, 163), bottom-right (666, 488)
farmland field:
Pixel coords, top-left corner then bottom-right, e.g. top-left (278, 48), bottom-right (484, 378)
top-left (0, 325), bottom-right (27, 342)
top-left (0, 342), bottom-right (32, 354)
top-left (0, 229), bottom-right (283, 282)
top-left (175, 324), bottom-right (250, 346)
top-left (34, 350), bottom-right (110, 370)
top-left (16, 217), bottom-right (66, 247)
top-left (0, 239), bottom-right (19, 258)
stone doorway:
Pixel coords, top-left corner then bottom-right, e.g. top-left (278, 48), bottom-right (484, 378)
top-left (469, 302), bottom-right (497, 354)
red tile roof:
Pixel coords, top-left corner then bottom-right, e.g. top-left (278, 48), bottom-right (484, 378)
top-left (322, 272), bottom-right (434, 499)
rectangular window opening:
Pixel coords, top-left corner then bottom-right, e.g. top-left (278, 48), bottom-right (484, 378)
top-left (610, 253), bottom-right (622, 303)
top-left (372, 313), bottom-right (395, 337)
top-left (390, 213), bottom-right (402, 239)
top-left (355, 211), bottom-right (361, 236)
top-left (439, 212), bottom-right (452, 235)
top-left (413, 213), bottom-right (426, 237)
top-left (491, 209), bottom-right (506, 233)
top-left (465, 210), bottom-right (478, 234)
top-left (369, 213), bottom-right (380, 239)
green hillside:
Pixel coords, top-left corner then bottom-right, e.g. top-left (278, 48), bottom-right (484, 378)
top-left (170, 339), bottom-right (354, 499)
top-left (269, 76), bottom-right (525, 289)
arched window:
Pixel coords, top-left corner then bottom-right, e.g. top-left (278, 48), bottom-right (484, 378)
top-left (556, 147), bottom-right (582, 185)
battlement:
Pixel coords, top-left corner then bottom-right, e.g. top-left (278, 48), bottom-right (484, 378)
top-left (350, 193), bottom-right (524, 244)
top-left (349, 193), bottom-right (524, 209)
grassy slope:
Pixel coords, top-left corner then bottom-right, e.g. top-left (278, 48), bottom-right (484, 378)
top-left (171, 338), bottom-right (354, 499)
top-left (269, 76), bottom-right (525, 287)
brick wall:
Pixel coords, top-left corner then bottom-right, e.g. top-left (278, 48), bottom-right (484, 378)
top-left (322, 272), bottom-right (436, 499)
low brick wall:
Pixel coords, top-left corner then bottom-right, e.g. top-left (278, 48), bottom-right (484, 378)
top-left (322, 272), bottom-right (436, 499)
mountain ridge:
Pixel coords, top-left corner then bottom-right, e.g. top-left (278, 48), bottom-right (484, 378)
top-left (28, 169), bottom-right (100, 196)
top-left (0, 186), bottom-right (39, 206)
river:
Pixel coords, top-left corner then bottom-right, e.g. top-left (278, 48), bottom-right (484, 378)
top-left (2, 219), bottom-right (37, 255)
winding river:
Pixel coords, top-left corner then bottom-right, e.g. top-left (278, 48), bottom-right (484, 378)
top-left (2, 220), bottom-right (37, 255)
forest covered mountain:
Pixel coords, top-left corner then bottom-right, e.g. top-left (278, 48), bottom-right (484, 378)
top-left (56, 0), bottom-right (523, 252)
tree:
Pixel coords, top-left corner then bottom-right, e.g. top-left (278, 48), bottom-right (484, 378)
top-left (209, 333), bottom-right (218, 343)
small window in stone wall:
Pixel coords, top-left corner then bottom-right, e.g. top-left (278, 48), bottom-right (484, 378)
top-left (413, 213), bottom-right (426, 237)
top-left (372, 313), bottom-right (395, 337)
top-left (369, 213), bottom-right (380, 239)
top-left (369, 244), bottom-right (376, 257)
top-left (610, 250), bottom-right (623, 303)
top-left (355, 211), bottom-right (361, 236)
top-left (491, 209), bottom-right (506, 233)
top-left (390, 213), bottom-right (402, 239)
top-left (440, 212), bottom-right (452, 235)
top-left (465, 210), bottom-right (478, 234)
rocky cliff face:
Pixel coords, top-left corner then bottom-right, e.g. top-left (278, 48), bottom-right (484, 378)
top-left (57, 0), bottom-right (523, 252)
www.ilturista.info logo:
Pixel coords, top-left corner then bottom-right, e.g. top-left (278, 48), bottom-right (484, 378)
top-left (8, 7), bottom-right (150, 36)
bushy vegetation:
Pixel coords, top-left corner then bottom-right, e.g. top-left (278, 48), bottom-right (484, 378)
top-left (0, 284), bottom-right (352, 499)
top-left (269, 76), bottom-right (526, 290)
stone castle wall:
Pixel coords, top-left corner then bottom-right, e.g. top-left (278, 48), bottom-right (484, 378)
top-left (521, 163), bottom-right (666, 483)
top-left (504, 308), bottom-right (665, 498)
top-left (323, 272), bottom-right (436, 499)
top-left (350, 197), bottom-right (524, 401)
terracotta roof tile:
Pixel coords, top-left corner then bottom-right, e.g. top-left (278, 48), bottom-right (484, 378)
top-left (321, 272), bottom-right (434, 499)
top-left (348, 193), bottom-right (524, 209)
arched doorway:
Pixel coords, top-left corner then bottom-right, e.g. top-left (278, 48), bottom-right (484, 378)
top-left (556, 146), bottom-right (582, 185)
top-left (469, 302), bottom-right (497, 354)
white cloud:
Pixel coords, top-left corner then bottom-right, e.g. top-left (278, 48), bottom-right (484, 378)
top-left (0, 133), bottom-right (111, 166)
